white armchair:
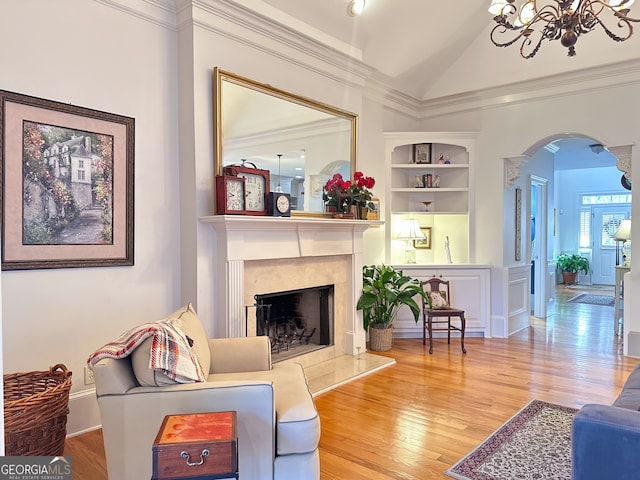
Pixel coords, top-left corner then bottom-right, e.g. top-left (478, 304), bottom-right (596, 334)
top-left (91, 304), bottom-right (320, 480)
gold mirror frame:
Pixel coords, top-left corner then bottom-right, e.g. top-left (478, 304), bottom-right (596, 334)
top-left (213, 67), bottom-right (358, 216)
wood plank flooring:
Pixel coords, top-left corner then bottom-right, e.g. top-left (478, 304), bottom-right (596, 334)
top-left (64, 285), bottom-right (638, 479)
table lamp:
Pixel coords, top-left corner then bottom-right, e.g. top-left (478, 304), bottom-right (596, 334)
top-left (614, 219), bottom-right (632, 267)
top-left (396, 218), bottom-right (425, 264)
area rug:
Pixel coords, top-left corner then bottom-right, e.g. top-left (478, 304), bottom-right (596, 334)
top-left (568, 293), bottom-right (614, 306)
top-left (446, 399), bottom-right (577, 480)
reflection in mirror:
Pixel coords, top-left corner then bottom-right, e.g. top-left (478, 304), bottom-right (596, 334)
top-left (214, 68), bottom-right (357, 213)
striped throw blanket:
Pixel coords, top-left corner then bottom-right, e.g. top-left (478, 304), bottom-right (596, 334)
top-left (87, 319), bottom-right (205, 383)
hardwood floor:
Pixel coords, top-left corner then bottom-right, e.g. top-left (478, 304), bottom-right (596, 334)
top-left (65, 284), bottom-right (638, 479)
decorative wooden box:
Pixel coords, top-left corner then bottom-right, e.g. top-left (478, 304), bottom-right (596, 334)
top-left (152, 411), bottom-right (238, 479)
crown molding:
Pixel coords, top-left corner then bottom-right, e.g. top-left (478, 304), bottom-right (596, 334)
top-left (418, 58), bottom-right (640, 120)
top-left (93, 0), bottom-right (178, 30)
top-left (188, 0), bottom-right (374, 86)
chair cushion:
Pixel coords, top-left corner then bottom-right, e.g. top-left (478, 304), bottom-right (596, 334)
top-left (130, 304), bottom-right (211, 386)
top-left (131, 337), bottom-right (179, 386)
top-left (429, 291), bottom-right (449, 309)
top-left (172, 303), bottom-right (211, 376)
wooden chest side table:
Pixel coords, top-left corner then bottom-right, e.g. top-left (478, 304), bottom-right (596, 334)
top-left (152, 411), bottom-right (238, 480)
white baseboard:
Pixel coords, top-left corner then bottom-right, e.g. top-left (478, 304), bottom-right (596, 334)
top-left (66, 388), bottom-right (101, 437)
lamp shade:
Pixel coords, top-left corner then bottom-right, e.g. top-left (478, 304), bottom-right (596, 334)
top-left (614, 219), bottom-right (632, 241)
top-left (396, 219), bottom-right (425, 240)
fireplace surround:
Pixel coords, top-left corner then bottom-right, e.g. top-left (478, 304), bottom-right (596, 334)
top-left (201, 215), bottom-right (379, 366)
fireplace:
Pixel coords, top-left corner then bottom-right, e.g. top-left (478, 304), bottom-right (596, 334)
top-left (254, 284), bottom-right (334, 361)
top-left (201, 216), bottom-right (378, 367)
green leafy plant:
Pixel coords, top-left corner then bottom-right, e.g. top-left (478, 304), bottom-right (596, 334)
top-left (356, 264), bottom-right (430, 330)
top-left (556, 253), bottom-right (590, 274)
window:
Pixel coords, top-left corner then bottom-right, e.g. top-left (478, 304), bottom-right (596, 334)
top-left (582, 194), bottom-right (632, 205)
top-left (579, 209), bottom-right (591, 248)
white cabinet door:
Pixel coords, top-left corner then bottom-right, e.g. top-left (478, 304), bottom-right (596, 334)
top-left (392, 266), bottom-right (490, 338)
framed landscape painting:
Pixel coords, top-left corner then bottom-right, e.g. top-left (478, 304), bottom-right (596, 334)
top-left (0, 90), bottom-right (135, 270)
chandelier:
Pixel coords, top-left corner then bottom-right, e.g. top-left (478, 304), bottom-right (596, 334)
top-left (488, 0), bottom-right (639, 58)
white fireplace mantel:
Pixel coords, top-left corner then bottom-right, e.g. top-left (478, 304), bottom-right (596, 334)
top-left (199, 215), bottom-right (383, 360)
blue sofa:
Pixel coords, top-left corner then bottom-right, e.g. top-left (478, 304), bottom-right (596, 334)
top-left (572, 363), bottom-right (640, 480)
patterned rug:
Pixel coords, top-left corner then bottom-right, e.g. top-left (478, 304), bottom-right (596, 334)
top-left (568, 293), bottom-right (614, 306)
top-left (446, 400), bottom-right (577, 480)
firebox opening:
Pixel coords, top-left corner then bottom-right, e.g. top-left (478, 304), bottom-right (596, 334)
top-left (255, 284), bottom-right (334, 362)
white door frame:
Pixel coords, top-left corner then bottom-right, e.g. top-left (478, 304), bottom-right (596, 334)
top-left (529, 175), bottom-right (549, 318)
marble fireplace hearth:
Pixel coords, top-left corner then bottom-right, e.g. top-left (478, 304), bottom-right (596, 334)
top-left (201, 215), bottom-right (380, 367)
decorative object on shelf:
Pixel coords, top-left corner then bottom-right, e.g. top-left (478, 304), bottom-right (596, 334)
top-left (416, 174), bottom-right (426, 188)
top-left (323, 171), bottom-right (376, 215)
top-left (413, 143), bottom-right (432, 164)
top-left (424, 174), bottom-right (433, 188)
top-left (613, 219), bottom-right (632, 266)
top-left (223, 160), bottom-right (270, 216)
top-left (414, 227), bottom-right (432, 250)
top-left (267, 191), bottom-right (291, 217)
top-left (396, 218), bottom-right (425, 264)
top-left (556, 253), bottom-right (590, 284)
top-left (488, 0), bottom-right (640, 59)
top-left (356, 264), bottom-right (430, 351)
top-left (367, 198), bottom-right (380, 220)
top-left (445, 235), bottom-right (453, 264)
top-left (421, 201), bottom-right (432, 212)
top-left (438, 152), bottom-right (446, 164)
top-left (216, 175), bottom-right (247, 215)
top-left (432, 175), bottom-right (441, 188)
top-left (445, 156), bottom-right (451, 164)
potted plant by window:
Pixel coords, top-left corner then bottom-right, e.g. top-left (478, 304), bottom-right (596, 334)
top-left (356, 265), bottom-right (430, 351)
top-left (556, 253), bottom-right (590, 285)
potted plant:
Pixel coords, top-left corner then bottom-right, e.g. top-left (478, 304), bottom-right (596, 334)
top-left (356, 264), bottom-right (430, 351)
top-left (556, 253), bottom-right (590, 285)
top-left (323, 171), bottom-right (376, 217)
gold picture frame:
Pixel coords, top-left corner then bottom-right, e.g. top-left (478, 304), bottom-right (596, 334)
top-left (414, 227), bottom-right (432, 249)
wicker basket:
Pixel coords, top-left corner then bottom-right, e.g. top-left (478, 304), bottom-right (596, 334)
top-left (4, 364), bottom-right (72, 456)
top-left (369, 326), bottom-right (393, 351)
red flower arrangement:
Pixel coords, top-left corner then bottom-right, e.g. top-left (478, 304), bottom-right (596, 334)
top-left (323, 171), bottom-right (376, 213)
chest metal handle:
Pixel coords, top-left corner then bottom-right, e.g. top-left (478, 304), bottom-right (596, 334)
top-left (180, 449), bottom-right (209, 467)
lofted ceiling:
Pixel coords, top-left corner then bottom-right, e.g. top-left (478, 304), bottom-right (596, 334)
top-left (232, 0), bottom-right (638, 170)
top-left (235, 0), bottom-right (640, 101)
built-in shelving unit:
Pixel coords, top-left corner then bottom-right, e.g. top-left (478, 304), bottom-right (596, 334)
top-left (384, 132), bottom-right (477, 265)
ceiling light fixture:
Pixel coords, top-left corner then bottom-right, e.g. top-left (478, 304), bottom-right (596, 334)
top-left (488, 0), bottom-right (639, 58)
top-left (347, 0), bottom-right (366, 17)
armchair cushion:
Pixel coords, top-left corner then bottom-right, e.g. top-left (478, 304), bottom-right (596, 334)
top-left (131, 303), bottom-right (211, 386)
top-left (170, 303), bottom-right (211, 375)
top-left (131, 337), bottom-right (180, 386)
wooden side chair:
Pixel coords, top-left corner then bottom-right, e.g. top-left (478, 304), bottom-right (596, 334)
top-left (421, 277), bottom-right (467, 354)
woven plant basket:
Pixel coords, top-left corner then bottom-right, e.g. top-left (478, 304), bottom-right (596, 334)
top-left (369, 326), bottom-right (393, 351)
top-left (4, 364), bottom-right (72, 456)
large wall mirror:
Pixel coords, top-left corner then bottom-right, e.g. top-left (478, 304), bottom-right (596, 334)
top-left (214, 67), bottom-right (358, 214)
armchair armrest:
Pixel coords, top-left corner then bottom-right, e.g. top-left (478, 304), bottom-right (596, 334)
top-left (209, 336), bottom-right (272, 374)
top-left (572, 404), bottom-right (640, 480)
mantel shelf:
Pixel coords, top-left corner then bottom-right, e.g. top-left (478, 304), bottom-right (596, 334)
top-left (200, 215), bottom-right (384, 232)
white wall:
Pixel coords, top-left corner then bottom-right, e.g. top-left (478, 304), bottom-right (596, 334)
top-left (0, 1), bottom-right (180, 434)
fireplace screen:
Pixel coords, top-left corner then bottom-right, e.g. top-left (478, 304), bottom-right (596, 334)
top-left (253, 284), bottom-right (334, 359)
